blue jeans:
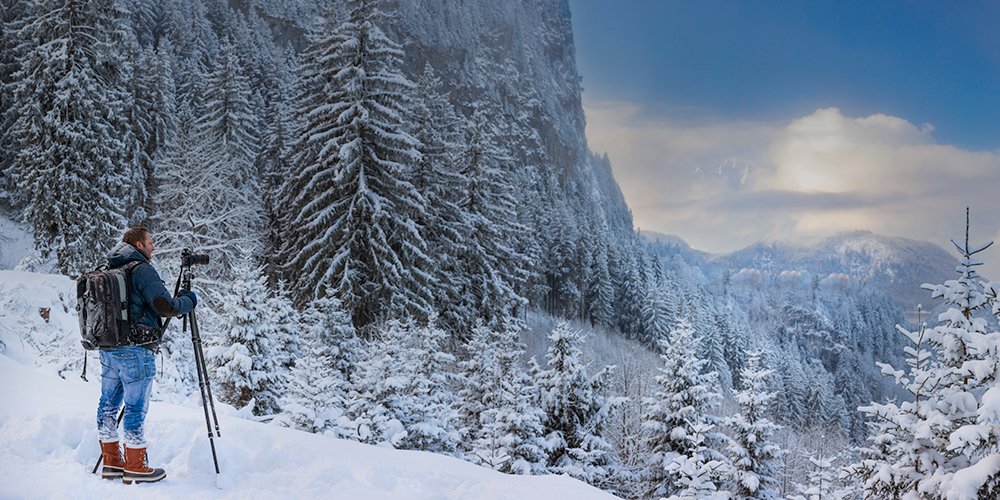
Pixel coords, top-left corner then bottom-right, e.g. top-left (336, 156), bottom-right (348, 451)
top-left (96, 346), bottom-right (155, 446)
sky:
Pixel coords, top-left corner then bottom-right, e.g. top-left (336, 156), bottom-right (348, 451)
top-left (569, 0), bottom-right (1000, 278)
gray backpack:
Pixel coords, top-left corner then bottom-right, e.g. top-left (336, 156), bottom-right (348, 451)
top-left (77, 261), bottom-right (142, 350)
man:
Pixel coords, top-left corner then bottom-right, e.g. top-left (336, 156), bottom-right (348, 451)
top-left (96, 227), bottom-right (197, 484)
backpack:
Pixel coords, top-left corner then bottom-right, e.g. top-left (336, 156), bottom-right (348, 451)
top-left (77, 261), bottom-right (143, 350)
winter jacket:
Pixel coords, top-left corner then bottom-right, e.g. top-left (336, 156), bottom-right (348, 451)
top-left (106, 242), bottom-right (194, 348)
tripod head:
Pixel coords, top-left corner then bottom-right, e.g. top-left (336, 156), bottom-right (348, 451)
top-left (181, 248), bottom-right (210, 267)
top-left (179, 248), bottom-right (209, 292)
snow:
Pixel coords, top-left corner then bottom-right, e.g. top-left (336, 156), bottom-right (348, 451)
top-left (945, 454), bottom-right (1000, 500)
top-left (0, 270), bottom-right (616, 500)
top-left (0, 213), bottom-right (33, 269)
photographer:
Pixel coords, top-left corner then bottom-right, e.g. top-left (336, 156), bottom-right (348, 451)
top-left (96, 227), bottom-right (197, 484)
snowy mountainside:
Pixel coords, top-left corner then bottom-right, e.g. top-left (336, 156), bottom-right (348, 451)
top-left (640, 230), bottom-right (714, 263)
top-left (389, 0), bottom-right (635, 233)
top-left (676, 230), bottom-right (958, 314)
top-left (0, 270), bottom-right (616, 499)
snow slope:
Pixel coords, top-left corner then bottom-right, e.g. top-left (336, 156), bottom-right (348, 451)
top-left (0, 271), bottom-right (616, 500)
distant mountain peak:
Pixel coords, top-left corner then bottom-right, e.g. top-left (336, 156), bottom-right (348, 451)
top-left (713, 230), bottom-right (959, 311)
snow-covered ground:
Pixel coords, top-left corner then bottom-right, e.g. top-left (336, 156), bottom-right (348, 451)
top-left (0, 270), bottom-right (616, 499)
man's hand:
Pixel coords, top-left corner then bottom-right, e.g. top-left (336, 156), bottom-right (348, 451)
top-left (180, 290), bottom-right (198, 308)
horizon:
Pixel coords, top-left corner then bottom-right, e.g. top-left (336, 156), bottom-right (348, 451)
top-left (570, 0), bottom-right (1000, 279)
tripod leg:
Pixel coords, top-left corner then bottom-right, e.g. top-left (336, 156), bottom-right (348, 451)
top-left (190, 311), bottom-right (222, 437)
top-left (188, 311), bottom-right (221, 475)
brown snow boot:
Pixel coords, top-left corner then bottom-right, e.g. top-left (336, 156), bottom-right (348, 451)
top-left (122, 445), bottom-right (166, 484)
top-left (99, 440), bottom-right (125, 480)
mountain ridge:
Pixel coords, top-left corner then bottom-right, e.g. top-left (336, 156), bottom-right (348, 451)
top-left (643, 229), bottom-right (960, 312)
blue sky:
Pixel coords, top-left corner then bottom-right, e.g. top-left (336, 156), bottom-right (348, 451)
top-left (570, 0), bottom-right (1000, 149)
top-left (569, 0), bottom-right (1000, 276)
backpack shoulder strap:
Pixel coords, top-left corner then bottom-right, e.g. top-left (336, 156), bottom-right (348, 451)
top-left (120, 261), bottom-right (145, 325)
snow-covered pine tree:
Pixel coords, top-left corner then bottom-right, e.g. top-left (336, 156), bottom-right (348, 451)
top-left (789, 455), bottom-right (849, 500)
top-left (280, 340), bottom-right (344, 434)
top-left (278, 0), bottom-right (432, 330)
top-left (846, 210), bottom-right (1000, 498)
top-left (258, 48), bottom-right (297, 282)
top-left (0, 0), bottom-right (25, 208)
top-left (208, 249), bottom-right (283, 415)
top-left (535, 321), bottom-right (624, 488)
top-left (664, 422), bottom-right (731, 500)
top-left (10, 0), bottom-right (140, 274)
top-left (641, 283), bottom-right (675, 345)
top-left (192, 37), bottom-right (263, 273)
top-left (267, 280), bottom-right (301, 380)
top-left (702, 313), bottom-right (733, 395)
top-left (408, 63), bottom-right (471, 334)
top-left (546, 203), bottom-right (582, 318)
top-left (584, 237), bottom-right (616, 328)
top-left (454, 108), bottom-right (531, 330)
top-left (640, 317), bottom-right (727, 498)
top-left (130, 42), bottom-right (177, 225)
top-left (615, 244), bottom-right (648, 339)
top-left (338, 317), bottom-right (461, 450)
top-left (802, 358), bottom-right (848, 433)
top-left (151, 92), bottom-right (217, 256)
top-left (280, 293), bottom-right (356, 434)
top-left (339, 320), bottom-right (417, 447)
top-left (774, 346), bottom-right (807, 430)
top-left (726, 350), bottom-right (784, 499)
top-left (395, 318), bottom-right (461, 453)
top-left (460, 322), bottom-right (548, 474)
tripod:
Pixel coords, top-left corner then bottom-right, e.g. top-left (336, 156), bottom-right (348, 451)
top-left (179, 264), bottom-right (222, 476)
top-left (91, 263), bottom-right (222, 477)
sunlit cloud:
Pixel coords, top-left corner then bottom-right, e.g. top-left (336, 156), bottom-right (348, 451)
top-left (583, 100), bottom-right (1000, 277)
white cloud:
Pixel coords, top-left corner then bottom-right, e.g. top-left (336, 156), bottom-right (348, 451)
top-left (583, 100), bottom-right (1000, 278)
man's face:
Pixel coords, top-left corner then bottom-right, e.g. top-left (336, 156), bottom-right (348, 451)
top-left (135, 235), bottom-right (155, 260)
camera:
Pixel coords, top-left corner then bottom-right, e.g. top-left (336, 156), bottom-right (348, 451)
top-left (181, 248), bottom-right (210, 266)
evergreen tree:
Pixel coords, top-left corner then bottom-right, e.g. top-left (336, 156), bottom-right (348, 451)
top-left (615, 245), bottom-right (647, 339)
top-left (847, 212), bottom-right (1000, 498)
top-left (726, 350), bottom-right (784, 499)
top-left (151, 92), bottom-right (216, 259)
top-left (280, 294), bottom-right (356, 434)
top-left (0, 0), bottom-right (26, 208)
top-left (302, 292), bottom-right (361, 381)
top-left (777, 352), bottom-right (807, 429)
top-left (395, 319), bottom-right (462, 453)
top-left (663, 422), bottom-right (731, 500)
top-left (454, 108), bottom-right (530, 330)
top-left (535, 321), bottom-right (623, 488)
top-left (10, 0), bottom-right (140, 273)
top-left (460, 322), bottom-right (548, 474)
top-left (280, 343), bottom-right (345, 433)
top-left (641, 283), bottom-right (675, 345)
top-left (267, 280), bottom-right (301, 379)
top-left (641, 317), bottom-right (727, 497)
top-left (408, 64), bottom-right (470, 333)
top-left (208, 250), bottom-right (283, 415)
top-left (279, 0), bottom-right (432, 330)
top-left (192, 37), bottom-right (263, 272)
top-left (258, 48), bottom-right (297, 282)
top-left (584, 238), bottom-right (616, 327)
top-left (129, 42), bottom-right (176, 224)
top-left (339, 320), bottom-right (415, 447)
top-left (789, 455), bottom-right (849, 500)
top-left (340, 318), bottom-right (459, 451)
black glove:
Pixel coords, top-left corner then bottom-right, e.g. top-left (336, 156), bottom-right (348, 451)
top-left (180, 290), bottom-right (198, 308)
